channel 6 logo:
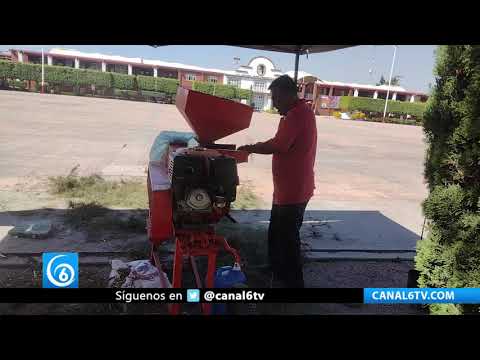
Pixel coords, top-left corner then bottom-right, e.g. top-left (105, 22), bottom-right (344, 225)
top-left (42, 253), bottom-right (78, 288)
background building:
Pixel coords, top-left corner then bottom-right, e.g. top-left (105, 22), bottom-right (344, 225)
top-left (6, 48), bottom-right (428, 112)
top-left (223, 56), bottom-right (283, 110)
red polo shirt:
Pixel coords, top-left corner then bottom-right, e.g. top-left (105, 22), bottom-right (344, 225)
top-left (252, 99), bottom-right (317, 205)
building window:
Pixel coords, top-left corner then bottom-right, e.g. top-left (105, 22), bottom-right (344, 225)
top-left (80, 60), bottom-right (101, 71)
top-left (186, 73), bottom-right (196, 81)
top-left (253, 94), bottom-right (265, 111)
top-left (27, 55), bottom-right (42, 64)
top-left (358, 90), bottom-right (371, 98)
top-left (318, 87), bottom-right (329, 95)
top-left (333, 88), bottom-right (348, 96)
top-left (257, 64), bottom-right (266, 76)
top-left (253, 81), bottom-right (266, 92)
top-left (133, 66), bottom-right (153, 76)
top-left (157, 68), bottom-right (178, 79)
top-left (377, 92), bottom-right (388, 100)
top-left (208, 76), bottom-right (218, 83)
top-left (106, 63), bottom-right (128, 74)
top-left (227, 78), bottom-right (241, 88)
top-left (53, 58), bottom-right (74, 67)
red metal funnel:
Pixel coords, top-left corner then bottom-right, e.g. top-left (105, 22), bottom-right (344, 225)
top-left (176, 87), bottom-right (253, 144)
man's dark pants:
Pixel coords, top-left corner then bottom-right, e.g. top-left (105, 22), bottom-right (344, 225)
top-left (268, 202), bottom-right (308, 288)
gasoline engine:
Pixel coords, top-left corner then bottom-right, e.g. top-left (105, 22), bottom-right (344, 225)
top-left (146, 86), bottom-right (252, 315)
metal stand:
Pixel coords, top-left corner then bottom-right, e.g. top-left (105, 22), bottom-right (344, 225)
top-left (151, 228), bottom-right (241, 315)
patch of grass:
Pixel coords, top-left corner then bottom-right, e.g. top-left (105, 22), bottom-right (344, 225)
top-left (264, 108), bottom-right (278, 115)
top-left (232, 182), bottom-right (261, 210)
top-left (48, 175), bottom-right (147, 208)
top-left (64, 201), bottom-right (147, 234)
top-left (64, 201), bottom-right (109, 228)
top-left (216, 222), bottom-right (269, 267)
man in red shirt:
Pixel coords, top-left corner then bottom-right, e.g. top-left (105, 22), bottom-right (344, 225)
top-left (238, 75), bottom-right (317, 288)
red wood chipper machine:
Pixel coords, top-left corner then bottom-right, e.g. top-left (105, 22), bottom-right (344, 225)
top-left (146, 87), bottom-right (252, 315)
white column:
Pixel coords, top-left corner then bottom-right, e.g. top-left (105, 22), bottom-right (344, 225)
top-left (128, 64), bottom-right (133, 75)
top-left (354, 89), bottom-right (359, 97)
top-left (328, 87), bottom-right (333, 96)
top-left (392, 92), bottom-right (397, 101)
top-left (410, 95), bottom-right (415, 103)
top-left (47, 56), bottom-right (52, 66)
top-left (373, 91), bottom-right (378, 99)
top-left (101, 61), bottom-right (107, 72)
top-left (18, 51), bottom-right (24, 62)
top-left (74, 58), bottom-right (80, 69)
top-left (153, 68), bottom-right (158, 77)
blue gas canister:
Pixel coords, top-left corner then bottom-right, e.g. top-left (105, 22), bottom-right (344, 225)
top-left (212, 263), bottom-right (246, 315)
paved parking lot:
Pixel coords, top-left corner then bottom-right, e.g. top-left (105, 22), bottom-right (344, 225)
top-left (0, 90), bottom-right (428, 257)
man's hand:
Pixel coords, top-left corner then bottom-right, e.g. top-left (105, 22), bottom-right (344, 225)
top-left (237, 145), bottom-right (256, 153)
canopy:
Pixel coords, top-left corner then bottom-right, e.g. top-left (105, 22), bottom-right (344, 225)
top-left (237, 45), bottom-right (357, 83)
top-left (150, 45), bottom-right (358, 82)
top-left (235, 45), bottom-right (354, 55)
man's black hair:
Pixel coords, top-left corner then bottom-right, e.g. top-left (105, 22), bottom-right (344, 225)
top-left (268, 74), bottom-right (298, 95)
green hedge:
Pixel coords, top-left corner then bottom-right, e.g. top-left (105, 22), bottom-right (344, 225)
top-left (0, 60), bottom-right (177, 93)
top-left (137, 75), bottom-right (179, 94)
top-left (192, 81), bottom-right (215, 95)
top-left (339, 96), bottom-right (426, 118)
top-left (111, 73), bottom-right (135, 90)
top-left (192, 81), bottom-right (252, 101)
top-left (0, 61), bottom-right (15, 79)
top-left (77, 68), bottom-right (111, 87)
top-left (236, 88), bottom-right (252, 101)
top-left (0, 61), bottom-right (41, 81)
top-left (215, 84), bottom-right (236, 99)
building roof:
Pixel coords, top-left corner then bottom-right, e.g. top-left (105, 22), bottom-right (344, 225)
top-left (319, 79), bottom-right (406, 93)
top-left (237, 45), bottom-right (356, 55)
top-left (48, 48), bottom-right (229, 75)
top-left (11, 47), bottom-right (426, 95)
top-left (285, 70), bottom-right (315, 80)
top-left (286, 70), bottom-right (426, 95)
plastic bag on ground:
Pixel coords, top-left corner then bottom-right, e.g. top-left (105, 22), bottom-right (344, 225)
top-left (108, 259), bottom-right (171, 289)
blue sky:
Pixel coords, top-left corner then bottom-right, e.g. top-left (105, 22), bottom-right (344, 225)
top-left (1, 45), bottom-right (437, 92)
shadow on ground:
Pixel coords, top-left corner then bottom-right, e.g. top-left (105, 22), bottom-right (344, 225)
top-left (0, 208), bottom-right (425, 315)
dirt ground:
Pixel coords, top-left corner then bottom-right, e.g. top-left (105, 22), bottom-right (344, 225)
top-left (0, 180), bottom-right (424, 315)
top-left (0, 90), bottom-right (427, 236)
top-left (0, 259), bottom-right (424, 315)
top-left (0, 91), bottom-right (429, 315)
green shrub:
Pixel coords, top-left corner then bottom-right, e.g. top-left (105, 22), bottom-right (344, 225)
top-left (351, 111), bottom-right (366, 120)
top-left (265, 108), bottom-right (278, 114)
top-left (192, 81), bottom-right (252, 101)
top-left (76, 68), bottom-right (111, 87)
top-left (214, 84), bottom-right (236, 99)
top-left (0, 62), bottom-right (114, 88)
top-left (415, 45), bottom-right (480, 315)
top-left (339, 96), bottom-right (426, 118)
top-left (111, 72), bottom-right (136, 90)
top-left (0, 60), bottom-right (14, 79)
top-left (236, 88), bottom-right (252, 101)
top-left (192, 81), bottom-right (215, 95)
top-left (45, 66), bottom-right (78, 86)
top-left (10, 62), bottom-right (41, 82)
top-left (339, 96), bottom-right (352, 111)
top-left (137, 75), bottom-right (179, 94)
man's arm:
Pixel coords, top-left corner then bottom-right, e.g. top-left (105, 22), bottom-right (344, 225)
top-left (238, 113), bottom-right (302, 155)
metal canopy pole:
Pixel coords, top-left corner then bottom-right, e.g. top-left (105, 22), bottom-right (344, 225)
top-left (293, 48), bottom-right (300, 84)
top-left (383, 45), bottom-right (398, 119)
top-left (41, 48), bottom-right (45, 94)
